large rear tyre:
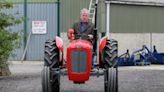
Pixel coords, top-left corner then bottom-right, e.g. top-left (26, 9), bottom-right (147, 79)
top-left (41, 66), bottom-right (60, 92)
top-left (104, 39), bottom-right (118, 68)
top-left (104, 67), bottom-right (118, 92)
top-left (44, 40), bottom-right (60, 68)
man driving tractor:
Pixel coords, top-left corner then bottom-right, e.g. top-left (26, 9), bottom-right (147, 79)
top-left (68, 8), bottom-right (97, 66)
top-left (68, 8), bottom-right (96, 43)
top-left (42, 2), bottom-right (118, 92)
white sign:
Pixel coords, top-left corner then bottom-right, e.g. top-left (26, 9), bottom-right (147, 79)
top-left (32, 21), bottom-right (47, 34)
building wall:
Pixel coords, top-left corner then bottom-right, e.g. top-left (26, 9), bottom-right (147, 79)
top-left (60, 0), bottom-right (90, 32)
top-left (7, 0), bottom-right (164, 60)
top-left (60, 0), bottom-right (164, 56)
top-left (26, 3), bottom-right (58, 61)
top-left (110, 4), bottom-right (164, 33)
top-left (60, 1), bottom-right (164, 33)
top-left (101, 3), bottom-right (164, 54)
top-left (8, 2), bottom-right (58, 61)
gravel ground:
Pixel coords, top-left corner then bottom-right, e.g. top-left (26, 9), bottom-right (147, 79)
top-left (0, 61), bottom-right (164, 92)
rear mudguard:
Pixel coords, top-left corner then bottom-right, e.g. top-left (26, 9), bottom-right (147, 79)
top-left (99, 36), bottom-right (107, 53)
top-left (55, 36), bottom-right (64, 64)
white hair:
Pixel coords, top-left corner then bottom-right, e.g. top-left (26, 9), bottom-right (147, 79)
top-left (80, 8), bottom-right (89, 15)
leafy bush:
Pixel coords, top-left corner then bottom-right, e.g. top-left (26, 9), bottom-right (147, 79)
top-left (0, 1), bottom-right (22, 68)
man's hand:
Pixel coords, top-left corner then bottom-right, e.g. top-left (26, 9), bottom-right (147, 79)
top-left (88, 34), bottom-right (93, 39)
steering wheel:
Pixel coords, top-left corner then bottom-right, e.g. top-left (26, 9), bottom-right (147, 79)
top-left (74, 34), bottom-right (90, 40)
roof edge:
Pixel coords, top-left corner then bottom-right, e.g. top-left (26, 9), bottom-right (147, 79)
top-left (110, 0), bottom-right (164, 6)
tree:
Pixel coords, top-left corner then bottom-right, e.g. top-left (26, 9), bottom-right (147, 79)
top-left (0, 0), bottom-right (22, 76)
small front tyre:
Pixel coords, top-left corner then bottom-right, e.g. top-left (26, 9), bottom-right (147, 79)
top-left (104, 67), bottom-right (118, 92)
top-left (41, 66), bottom-right (60, 92)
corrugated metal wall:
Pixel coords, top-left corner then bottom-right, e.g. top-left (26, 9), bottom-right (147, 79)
top-left (26, 3), bottom-right (58, 60)
top-left (112, 4), bottom-right (164, 33)
top-left (7, 2), bottom-right (58, 61)
top-left (7, 0), bottom-right (164, 60)
top-left (100, 3), bottom-right (164, 33)
top-left (60, 0), bottom-right (90, 32)
top-left (60, 0), bottom-right (164, 33)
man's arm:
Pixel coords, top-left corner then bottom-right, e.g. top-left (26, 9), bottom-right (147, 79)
top-left (91, 23), bottom-right (97, 52)
top-left (88, 23), bottom-right (96, 40)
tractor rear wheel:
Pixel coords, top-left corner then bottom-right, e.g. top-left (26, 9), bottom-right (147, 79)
top-left (44, 40), bottom-right (60, 68)
top-left (104, 39), bottom-right (118, 68)
top-left (104, 67), bottom-right (118, 92)
top-left (41, 66), bottom-right (60, 92)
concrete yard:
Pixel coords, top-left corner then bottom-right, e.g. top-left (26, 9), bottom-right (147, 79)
top-left (0, 61), bottom-right (164, 92)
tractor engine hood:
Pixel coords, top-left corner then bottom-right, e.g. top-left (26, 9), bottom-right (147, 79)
top-left (66, 39), bottom-right (92, 82)
top-left (67, 39), bottom-right (92, 49)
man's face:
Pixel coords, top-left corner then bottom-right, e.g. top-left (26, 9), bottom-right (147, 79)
top-left (80, 12), bottom-right (89, 23)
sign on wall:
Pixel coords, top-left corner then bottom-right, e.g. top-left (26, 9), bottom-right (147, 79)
top-left (32, 21), bottom-right (47, 34)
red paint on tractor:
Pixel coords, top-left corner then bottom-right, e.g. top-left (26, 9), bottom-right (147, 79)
top-left (99, 36), bottom-right (107, 53)
top-left (68, 28), bottom-right (74, 41)
top-left (56, 36), bottom-right (64, 64)
top-left (66, 40), bottom-right (92, 82)
top-left (56, 36), bottom-right (63, 52)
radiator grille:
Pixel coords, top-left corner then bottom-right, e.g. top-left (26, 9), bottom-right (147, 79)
top-left (71, 50), bottom-right (87, 72)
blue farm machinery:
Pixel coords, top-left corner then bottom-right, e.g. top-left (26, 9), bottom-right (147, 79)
top-left (117, 45), bottom-right (164, 66)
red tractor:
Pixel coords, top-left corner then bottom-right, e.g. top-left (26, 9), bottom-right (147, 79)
top-left (41, 0), bottom-right (118, 92)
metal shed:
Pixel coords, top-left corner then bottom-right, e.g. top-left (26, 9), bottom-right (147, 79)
top-left (8, 0), bottom-right (59, 61)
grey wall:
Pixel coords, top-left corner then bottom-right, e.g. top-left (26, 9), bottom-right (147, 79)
top-left (26, 3), bottom-right (58, 61)
top-left (8, 1), bottom-right (164, 61)
top-left (60, 0), bottom-right (90, 32)
top-left (110, 4), bottom-right (164, 33)
top-left (110, 33), bottom-right (164, 55)
top-left (152, 33), bottom-right (164, 53)
top-left (8, 3), bottom-right (58, 61)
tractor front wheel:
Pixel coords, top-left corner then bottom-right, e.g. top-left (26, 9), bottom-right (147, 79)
top-left (41, 66), bottom-right (60, 92)
top-left (42, 66), bottom-right (50, 92)
top-left (104, 67), bottom-right (118, 92)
